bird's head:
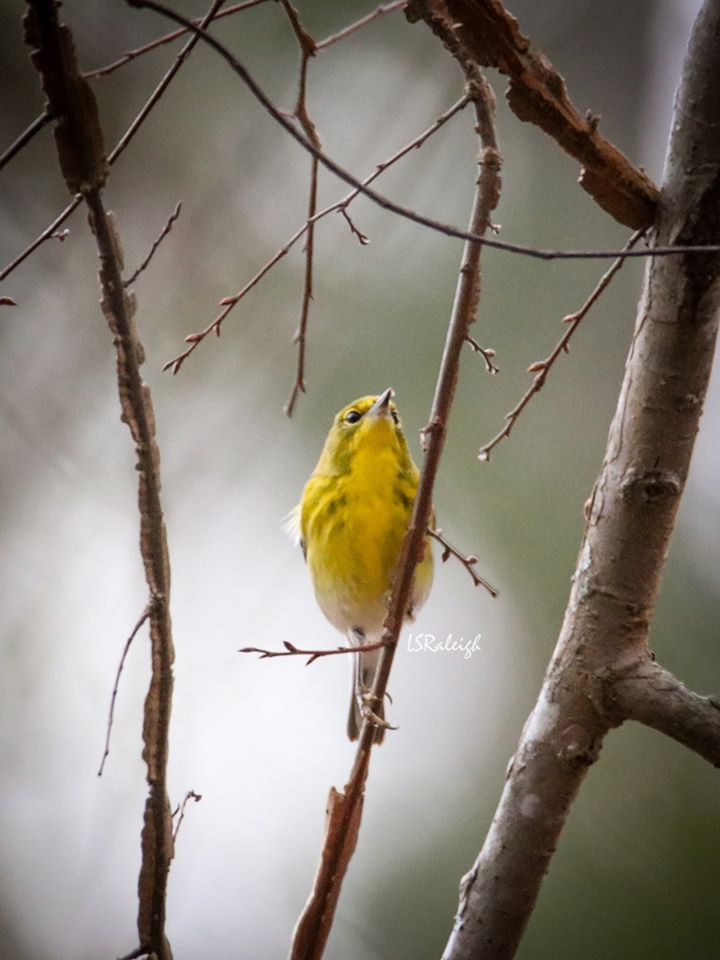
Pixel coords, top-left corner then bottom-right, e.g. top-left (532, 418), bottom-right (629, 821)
top-left (314, 388), bottom-right (413, 476)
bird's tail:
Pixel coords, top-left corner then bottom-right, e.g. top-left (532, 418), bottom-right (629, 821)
top-left (347, 632), bottom-right (385, 744)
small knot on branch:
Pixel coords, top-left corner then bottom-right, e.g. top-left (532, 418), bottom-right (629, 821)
top-left (620, 468), bottom-right (682, 505)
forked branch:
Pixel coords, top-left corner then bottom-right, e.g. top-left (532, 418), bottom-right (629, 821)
top-left (443, 4), bottom-right (720, 957)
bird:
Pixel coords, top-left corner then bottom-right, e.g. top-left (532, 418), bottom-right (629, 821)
top-left (289, 388), bottom-right (433, 743)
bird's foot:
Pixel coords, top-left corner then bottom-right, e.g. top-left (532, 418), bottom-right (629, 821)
top-left (357, 690), bottom-right (398, 733)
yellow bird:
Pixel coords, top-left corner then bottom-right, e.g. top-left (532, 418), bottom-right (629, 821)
top-left (289, 388), bottom-right (433, 742)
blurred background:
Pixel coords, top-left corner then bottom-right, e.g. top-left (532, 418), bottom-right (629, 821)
top-left (1, 1), bottom-right (718, 957)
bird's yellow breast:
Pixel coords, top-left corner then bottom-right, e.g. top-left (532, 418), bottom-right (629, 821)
top-left (301, 427), bottom-right (432, 634)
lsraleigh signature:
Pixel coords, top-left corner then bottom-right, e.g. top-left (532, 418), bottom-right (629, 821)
top-left (406, 632), bottom-right (482, 660)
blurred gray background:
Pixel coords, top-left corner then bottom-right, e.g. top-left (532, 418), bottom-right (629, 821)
top-left (1, 1), bottom-right (718, 958)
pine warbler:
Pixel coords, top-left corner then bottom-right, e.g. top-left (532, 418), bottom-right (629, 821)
top-left (290, 388), bottom-right (433, 742)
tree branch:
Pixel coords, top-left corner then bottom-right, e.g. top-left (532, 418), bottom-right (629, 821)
top-left (407, 0), bottom-right (659, 228)
top-left (288, 66), bottom-right (501, 960)
top-left (124, 200), bottom-right (182, 287)
top-left (24, 5), bottom-right (176, 957)
top-left (0, 109), bottom-right (53, 172)
top-left (127, 0), bottom-right (720, 264)
top-left (442, 3), bottom-right (720, 957)
top-left (1, 0), bottom-right (223, 285)
top-left (279, 0), bottom-right (321, 417)
top-left (478, 228), bottom-right (645, 461)
top-left (428, 527), bottom-right (497, 596)
top-left (98, 607), bottom-right (151, 777)
top-left (83, 0), bottom-right (268, 79)
top-left (239, 638), bottom-right (386, 665)
top-left (163, 94), bottom-right (470, 374)
top-left (610, 660), bottom-right (720, 768)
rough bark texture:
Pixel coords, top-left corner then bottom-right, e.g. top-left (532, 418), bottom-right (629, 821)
top-left (24, 4), bottom-right (176, 957)
top-left (407, 0), bottom-right (659, 228)
top-left (442, 3), bottom-right (720, 958)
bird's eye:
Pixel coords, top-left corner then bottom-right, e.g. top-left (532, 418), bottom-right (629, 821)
top-left (345, 409), bottom-right (362, 424)
top-left (391, 410), bottom-right (400, 425)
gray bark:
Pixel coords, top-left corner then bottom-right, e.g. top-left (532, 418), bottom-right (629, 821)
top-left (442, 2), bottom-right (720, 958)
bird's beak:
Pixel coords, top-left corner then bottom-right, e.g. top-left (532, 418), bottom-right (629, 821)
top-left (367, 387), bottom-right (394, 419)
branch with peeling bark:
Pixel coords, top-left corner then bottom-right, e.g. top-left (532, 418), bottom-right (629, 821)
top-left (127, 0), bottom-right (720, 266)
top-left (23, 4), bottom-right (176, 958)
top-left (1, 0), bottom-right (223, 286)
top-left (407, 0), bottom-right (659, 229)
top-left (442, 4), bottom-right (720, 958)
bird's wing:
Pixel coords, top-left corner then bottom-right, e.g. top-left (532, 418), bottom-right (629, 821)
top-left (283, 503), bottom-right (306, 560)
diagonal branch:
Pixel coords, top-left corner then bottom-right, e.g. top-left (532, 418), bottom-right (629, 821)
top-left (478, 228), bottom-right (646, 461)
top-left (127, 0), bottom-right (720, 265)
top-left (163, 94), bottom-right (470, 374)
top-left (84, 0), bottom-right (268, 78)
top-left (315, 1), bottom-right (407, 50)
top-left (288, 66), bottom-right (501, 960)
top-left (407, 0), bottom-right (659, 228)
top-left (0, 109), bottom-right (53, 173)
top-left (124, 201), bottom-right (182, 287)
top-left (442, 3), bottom-right (720, 958)
top-left (428, 527), bottom-right (497, 596)
top-left (1, 0), bottom-right (223, 286)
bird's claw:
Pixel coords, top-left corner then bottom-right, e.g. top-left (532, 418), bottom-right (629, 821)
top-left (357, 691), bottom-right (398, 732)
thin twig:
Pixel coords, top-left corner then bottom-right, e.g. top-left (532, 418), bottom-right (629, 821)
top-left (128, 2), bottom-right (720, 263)
top-left (0, 0), bottom-right (223, 285)
top-left (164, 238), bottom-right (298, 372)
top-left (172, 790), bottom-right (202, 842)
top-left (279, 0), bottom-right (321, 417)
top-left (110, 0), bottom-right (226, 168)
top-left (0, 110), bottom-right (53, 173)
top-left (0, 198), bottom-right (79, 283)
top-left (478, 228), bottom-right (646, 461)
top-left (315, 0), bottom-right (406, 50)
top-left (340, 207), bottom-right (369, 244)
top-left (98, 608), bottom-right (151, 777)
top-left (164, 95), bottom-right (470, 373)
top-left (428, 527), bottom-right (497, 596)
top-left (465, 334), bottom-right (498, 373)
top-left (124, 201), bottom-right (182, 287)
top-left (288, 68), bottom-right (501, 960)
top-left (240, 638), bottom-right (387, 666)
top-left (84, 0), bottom-right (268, 79)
